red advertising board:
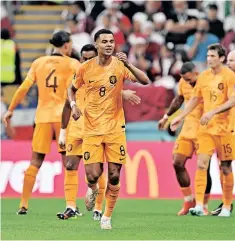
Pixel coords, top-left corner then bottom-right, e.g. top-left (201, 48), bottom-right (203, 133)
top-left (1, 141), bottom-right (234, 198)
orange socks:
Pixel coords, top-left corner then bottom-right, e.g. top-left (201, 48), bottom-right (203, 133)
top-left (180, 187), bottom-right (194, 202)
top-left (103, 183), bottom-right (120, 218)
top-left (220, 169), bottom-right (223, 190)
top-left (19, 165), bottom-right (39, 209)
top-left (64, 170), bottom-right (78, 209)
top-left (195, 169), bottom-right (207, 205)
top-left (222, 172), bottom-right (234, 209)
top-left (94, 172), bottom-right (106, 212)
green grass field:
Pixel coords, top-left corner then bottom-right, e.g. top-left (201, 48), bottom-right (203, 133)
top-left (1, 199), bottom-right (235, 240)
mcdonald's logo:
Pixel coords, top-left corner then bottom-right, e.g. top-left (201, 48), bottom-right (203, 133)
top-left (125, 150), bottom-right (159, 198)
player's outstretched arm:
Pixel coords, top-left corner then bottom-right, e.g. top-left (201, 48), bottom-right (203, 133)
top-left (158, 95), bottom-right (184, 130)
top-left (200, 96), bottom-right (235, 125)
top-left (122, 90), bottom-right (141, 105)
top-left (3, 78), bottom-right (34, 127)
top-left (116, 52), bottom-right (150, 85)
top-left (67, 84), bottom-right (82, 121)
top-left (170, 96), bottom-right (199, 131)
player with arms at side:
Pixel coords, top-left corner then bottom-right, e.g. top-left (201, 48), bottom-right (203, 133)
top-left (210, 49), bottom-right (235, 215)
top-left (68, 29), bottom-right (149, 229)
top-left (158, 62), bottom-right (212, 216)
top-left (171, 44), bottom-right (235, 217)
top-left (3, 31), bottom-right (79, 215)
top-left (57, 44), bottom-right (141, 220)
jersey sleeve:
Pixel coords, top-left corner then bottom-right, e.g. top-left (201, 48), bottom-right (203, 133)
top-left (123, 66), bottom-right (137, 82)
top-left (26, 59), bottom-right (38, 82)
top-left (72, 65), bottom-right (85, 89)
top-left (192, 75), bottom-right (203, 99)
top-left (227, 72), bottom-right (235, 98)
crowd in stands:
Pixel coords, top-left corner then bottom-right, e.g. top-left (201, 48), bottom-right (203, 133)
top-left (1, 0), bottom-right (235, 139)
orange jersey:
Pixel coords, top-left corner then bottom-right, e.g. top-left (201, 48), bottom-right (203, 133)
top-left (72, 56), bottom-right (136, 136)
top-left (27, 54), bottom-right (80, 123)
top-left (193, 66), bottom-right (235, 136)
top-left (178, 78), bottom-right (203, 139)
top-left (67, 86), bottom-right (85, 138)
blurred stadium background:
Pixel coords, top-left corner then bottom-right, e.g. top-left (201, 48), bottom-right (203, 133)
top-left (1, 1), bottom-right (235, 239)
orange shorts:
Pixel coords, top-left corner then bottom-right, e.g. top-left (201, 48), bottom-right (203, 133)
top-left (173, 136), bottom-right (198, 158)
top-left (197, 132), bottom-right (235, 161)
top-left (82, 132), bottom-right (127, 165)
top-left (32, 122), bottom-right (63, 154)
top-left (66, 132), bottom-right (83, 157)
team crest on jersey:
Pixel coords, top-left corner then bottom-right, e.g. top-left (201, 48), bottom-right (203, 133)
top-left (109, 75), bottom-right (117, 87)
top-left (67, 144), bottom-right (73, 152)
top-left (218, 83), bottom-right (224, 90)
top-left (84, 152), bottom-right (90, 161)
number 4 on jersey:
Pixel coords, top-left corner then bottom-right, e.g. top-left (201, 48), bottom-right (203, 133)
top-left (46, 69), bottom-right (58, 93)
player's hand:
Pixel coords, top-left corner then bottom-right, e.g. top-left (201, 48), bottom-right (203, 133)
top-left (123, 90), bottom-right (141, 105)
top-left (158, 117), bottom-right (168, 130)
top-left (3, 110), bottom-right (13, 127)
top-left (72, 105), bottom-right (82, 121)
top-left (58, 129), bottom-right (66, 150)
top-left (200, 111), bottom-right (214, 125)
top-left (170, 116), bottom-right (183, 132)
top-left (116, 52), bottom-right (129, 66)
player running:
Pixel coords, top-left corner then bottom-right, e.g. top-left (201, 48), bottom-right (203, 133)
top-left (57, 44), bottom-right (141, 220)
top-left (158, 62), bottom-right (212, 216)
top-left (3, 31), bottom-right (79, 215)
top-left (171, 44), bottom-right (235, 217)
top-left (68, 29), bottom-right (149, 229)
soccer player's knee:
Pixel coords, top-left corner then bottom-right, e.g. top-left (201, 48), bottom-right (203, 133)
top-left (65, 160), bottom-right (76, 170)
top-left (197, 160), bottom-right (207, 170)
top-left (86, 172), bottom-right (100, 184)
top-left (221, 161), bottom-right (232, 175)
top-left (173, 159), bottom-right (185, 170)
top-left (108, 172), bottom-right (120, 185)
top-left (31, 152), bottom-right (45, 168)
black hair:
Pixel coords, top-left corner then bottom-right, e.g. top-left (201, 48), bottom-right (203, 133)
top-left (1, 28), bottom-right (10, 40)
top-left (207, 43), bottom-right (226, 57)
top-left (180, 62), bottom-right (196, 75)
top-left (49, 31), bottom-right (71, 48)
top-left (94, 29), bottom-right (114, 42)
top-left (80, 44), bottom-right (97, 55)
top-left (208, 4), bottom-right (218, 11)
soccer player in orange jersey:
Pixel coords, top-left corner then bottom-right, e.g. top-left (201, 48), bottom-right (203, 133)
top-left (171, 44), bottom-right (235, 217)
top-left (68, 29), bottom-right (149, 229)
top-left (3, 31), bottom-right (80, 215)
top-left (56, 44), bottom-right (141, 220)
top-left (159, 62), bottom-right (212, 216)
top-left (210, 49), bottom-right (235, 215)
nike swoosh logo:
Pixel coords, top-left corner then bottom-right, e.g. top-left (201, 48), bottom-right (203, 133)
top-left (89, 80), bottom-right (95, 83)
top-left (119, 158), bottom-right (125, 161)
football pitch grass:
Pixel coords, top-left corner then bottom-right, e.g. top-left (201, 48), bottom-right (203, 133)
top-left (1, 199), bottom-right (235, 240)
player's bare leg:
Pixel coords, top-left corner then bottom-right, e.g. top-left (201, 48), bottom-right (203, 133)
top-left (173, 154), bottom-right (195, 215)
top-left (18, 152), bottom-right (45, 214)
top-left (57, 155), bottom-right (83, 220)
top-left (218, 161), bottom-right (233, 217)
top-left (93, 172), bottom-right (106, 221)
top-left (101, 163), bottom-right (122, 230)
top-left (189, 153), bottom-right (210, 216)
top-left (84, 163), bottom-right (103, 211)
